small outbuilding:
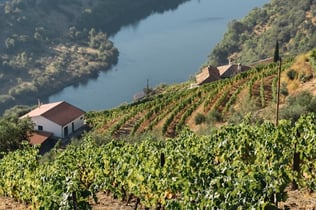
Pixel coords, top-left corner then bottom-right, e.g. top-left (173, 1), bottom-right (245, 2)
top-left (195, 60), bottom-right (251, 86)
top-left (196, 65), bottom-right (221, 85)
top-left (217, 62), bottom-right (250, 78)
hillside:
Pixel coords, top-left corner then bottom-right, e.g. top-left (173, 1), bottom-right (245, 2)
top-left (0, 50), bottom-right (316, 208)
top-left (85, 49), bottom-right (316, 138)
top-left (1, 109), bottom-right (316, 209)
top-left (207, 0), bottom-right (316, 66)
top-left (1, 0), bottom-right (316, 208)
top-left (0, 0), bottom-right (189, 115)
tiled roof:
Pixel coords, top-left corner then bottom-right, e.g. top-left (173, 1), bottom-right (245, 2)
top-left (217, 64), bottom-right (233, 76)
top-left (22, 101), bottom-right (63, 118)
top-left (22, 101), bottom-right (85, 126)
top-left (196, 66), bottom-right (220, 85)
top-left (28, 131), bottom-right (53, 145)
top-left (218, 64), bottom-right (251, 77)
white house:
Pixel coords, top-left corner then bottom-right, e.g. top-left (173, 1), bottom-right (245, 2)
top-left (21, 101), bottom-right (85, 139)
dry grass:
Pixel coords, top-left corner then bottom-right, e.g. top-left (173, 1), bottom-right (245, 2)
top-left (286, 54), bottom-right (314, 94)
top-left (279, 188), bottom-right (316, 210)
top-left (0, 196), bottom-right (30, 210)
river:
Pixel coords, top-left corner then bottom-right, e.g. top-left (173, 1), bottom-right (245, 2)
top-left (49, 0), bottom-right (269, 111)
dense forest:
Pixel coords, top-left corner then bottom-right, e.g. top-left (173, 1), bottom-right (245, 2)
top-left (0, 0), bottom-right (190, 115)
top-left (208, 0), bottom-right (316, 66)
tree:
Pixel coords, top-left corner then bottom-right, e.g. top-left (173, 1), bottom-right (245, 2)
top-left (273, 40), bottom-right (280, 62)
top-left (0, 117), bottom-right (34, 156)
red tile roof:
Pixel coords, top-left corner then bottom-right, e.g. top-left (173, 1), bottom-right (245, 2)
top-left (42, 101), bottom-right (85, 126)
top-left (29, 131), bottom-right (53, 145)
top-left (22, 101), bottom-right (85, 126)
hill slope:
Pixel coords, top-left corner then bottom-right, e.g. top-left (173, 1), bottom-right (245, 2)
top-left (1, 49), bottom-right (316, 210)
top-left (207, 0), bottom-right (316, 66)
top-left (86, 49), bottom-right (316, 138)
top-left (2, 111), bottom-right (316, 209)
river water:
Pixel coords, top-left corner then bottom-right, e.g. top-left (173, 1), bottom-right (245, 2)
top-left (49, 0), bottom-right (269, 111)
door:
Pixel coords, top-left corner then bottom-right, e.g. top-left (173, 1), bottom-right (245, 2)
top-left (72, 122), bottom-right (75, 133)
top-left (64, 126), bottom-right (68, 137)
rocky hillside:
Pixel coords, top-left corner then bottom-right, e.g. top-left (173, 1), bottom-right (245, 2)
top-left (207, 0), bottom-right (316, 66)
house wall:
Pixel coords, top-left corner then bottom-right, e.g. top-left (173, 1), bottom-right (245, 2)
top-left (62, 114), bottom-right (85, 138)
top-left (31, 116), bottom-right (62, 137)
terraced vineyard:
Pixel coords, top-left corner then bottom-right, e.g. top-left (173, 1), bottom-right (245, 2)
top-left (86, 57), bottom-right (296, 137)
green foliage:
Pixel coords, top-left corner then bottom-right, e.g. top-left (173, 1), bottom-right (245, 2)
top-left (280, 91), bottom-right (316, 122)
top-left (0, 0), bottom-right (188, 115)
top-left (194, 113), bottom-right (206, 125)
top-left (208, 0), bottom-right (316, 65)
top-left (280, 82), bottom-right (288, 96)
top-left (0, 117), bottom-right (33, 156)
top-left (84, 58), bottom-right (294, 137)
top-left (208, 110), bottom-right (222, 123)
top-left (2, 105), bottom-right (32, 120)
top-left (273, 40), bottom-right (280, 62)
top-left (260, 78), bottom-right (265, 107)
top-left (0, 95), bottom-right (15, 104)
top-left (310, 49), bottom-right (316, 70)
top-left (1, 114), bottom-right (316, 208)
top-left (272, 76), bottom-right (278, 103)
top-left (287, 69), bottom-right (298, 80)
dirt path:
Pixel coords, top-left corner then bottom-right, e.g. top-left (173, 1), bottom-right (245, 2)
top-left (2, 189), bottom-right (316, 209)
top-left (0, 193), bottom-right (134, 210)
top-left (279, 189), bottom-right (316, 209)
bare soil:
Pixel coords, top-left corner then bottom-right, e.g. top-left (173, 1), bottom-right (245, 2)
top-left (1, 189), bottom-right (316, 210)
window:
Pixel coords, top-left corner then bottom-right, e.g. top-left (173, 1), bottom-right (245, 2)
top-left (38, 125), bottom-right (43, 131)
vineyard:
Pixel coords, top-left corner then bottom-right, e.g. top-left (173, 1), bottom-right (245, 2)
top-left (86, 57), bottom-right (298, 137)
top-left (1, 114), bottom-right (316, 209)
top-left (0, 51), bottom-right (316, 209)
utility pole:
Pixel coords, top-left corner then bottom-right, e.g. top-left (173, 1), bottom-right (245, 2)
top-left (274, 40), bottom-right (281, 126)
top-left (275, 58), bottom-right (282, 126)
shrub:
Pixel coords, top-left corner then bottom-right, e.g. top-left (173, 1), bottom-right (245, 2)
top-left (280, 82), bottom-right (288, 96)
top-left (280, 91), bottom-right (316, 122)
top-left (194, 113), bottom-right (206, 125)
top-left (0, 95), bottom-right (15, 104)
top-left (208, 110), bottom-right (222, 123)
top-left (286, 69), bottom-right (297, 80)
top-left (287, 91), bottom-right (312, 106)
top-left (299, 72), bottom-right (313, 83)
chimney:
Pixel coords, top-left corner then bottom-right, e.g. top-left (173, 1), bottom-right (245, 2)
top-left (228, 58), bottom-right (232, 65)
top-left (237, 63), bottom-right (242, 71)
top-left (38, 98), bottom-right (41, 108)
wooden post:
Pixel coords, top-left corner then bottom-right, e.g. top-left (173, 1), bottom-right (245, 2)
top-left (160, 152), bottom-right (165, 167)
top-left (292, 131), bottom-right (300, 190)
top-left (72, 191), bottom-right (78, 210)
top-left (275, 59), bottom-right (282, 126)
top-left (292, 150), bottom-right (300, 190)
